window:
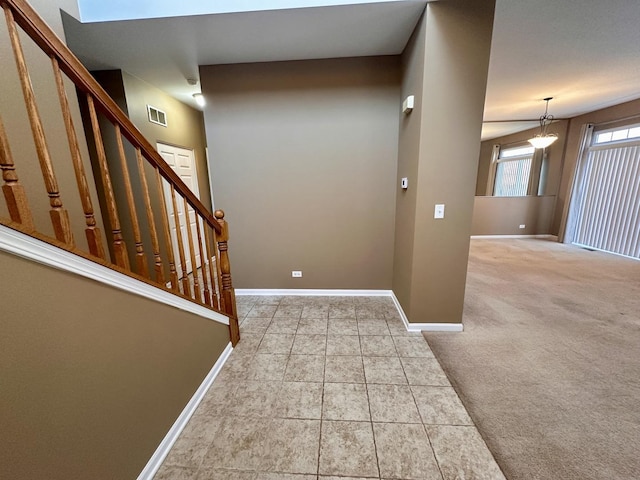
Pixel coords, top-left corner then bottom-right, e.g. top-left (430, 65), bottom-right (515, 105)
top-left (593, 123), bottom-right (640, 145)
top-left (493, 145), bottom-right (535, 197)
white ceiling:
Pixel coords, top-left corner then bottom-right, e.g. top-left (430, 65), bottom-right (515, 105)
top-left (63, 0), bottom-right (640, 140)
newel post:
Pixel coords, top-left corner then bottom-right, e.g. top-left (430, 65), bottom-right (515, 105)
top-left (214, 209), bottom-right (239, 346)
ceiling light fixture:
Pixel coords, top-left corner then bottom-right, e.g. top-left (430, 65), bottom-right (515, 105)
top-left (193, 93), bottom-right (205, 108)
top-left (528, 97), bottom-right (558, 149)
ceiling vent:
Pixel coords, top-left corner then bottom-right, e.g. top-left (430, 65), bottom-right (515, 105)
top-left (147, 105), bottom-right (167, 127)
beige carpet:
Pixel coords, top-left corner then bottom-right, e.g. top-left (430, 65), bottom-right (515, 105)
top-left (425, 238), bottom-right (640, 480)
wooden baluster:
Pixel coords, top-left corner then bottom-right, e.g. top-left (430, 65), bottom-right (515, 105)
top-left (86, 95), bottom-right (129, 269)
top-left (204, 224), bottom-right (220, 310)
top-left (170, 185), bottom-right (191, 296)
top-left (137, 150), bottom-right (164, 284)
top-left (114, 124), bottom-right (148, 277)
top-left (195, 216), bottom-right (212, 306)
top-left (5, 7), bottom-right (73, 245)
top-left (0, 114), bottom-right (34, 230)
top-left (154, 169), bottom-right (178, 291)
top-left (183, 197), bottom-right (201, 302)
top-left (214, 210), bottom-right (239, 346)
top-left (51, 57), bottom-right (105, 259)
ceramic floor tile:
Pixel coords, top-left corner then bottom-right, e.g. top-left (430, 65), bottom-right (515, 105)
top-left (263, 419), bottom-right (321, 474)
top-left (328, 305), bottom-right (357, 319)
top-left (367, 384), bottom-right (421, 423)
top-left (256, 474), bottom-right (316, 480)
top-left (200, 417), bottom-right (269, 471)
top-left (229, 381), bottom-right (281, 418)
top-left (153, 465), bottom-right (197, 480)
top-left (284, 354), bottom-right (325, 382)
top-left (291, 334), bottom-right (327, 355)
top-left (274, 305), bottom-right (303, 318)
top-left (276, 382), bottom-right (323, 419)
top-left (357, 318), bottom-right (391, 336)
top-left (255, 296), bottom-right (283, 305)
top-left (327, 318), bottom-right (358, 335)
top-left (266, 317), bottom-right (300, 335)
top-left (362, 356), bottom-right (407, 385)
top-left (258, 334), bottom-right (295, 354)
top-left (326, 335), bottom-right (361, 356)
top-left (301, 304), bottom-right (329, 318)
top-left (412, 386), bottom-right (473, 425)
top-left (324, 355), bottom-right (365, 383)
top-left (318, 477), bottom-right (377, 480)
top-left (232, 333), bottom-right (264, 356)
top-left (162, 435), bottom-right (210, 469)
top-left (179, 413), bottom-right (222, 443)
top-left (319, 421), bottom-right (379, 477)
top-left (385, 318), bottom-right (413, 336)
top-left (393, 336), bottom-right (435, 357)
top-left (427, 425), bottom-right (506, 480)
top-left (355, 305), bottom-right (388, 319)
top-left (248, 305), bottom-right (278, 317)
top-left (373, 422), bottom-right (443, 480)
top-left (297, 317), bottom-right (328, 334)
top-left (196, 468), bottom-right (256, 480)
top-left (359, 335), bottom-right (397, 356)
top-left (249, 354), bottom-right (289, 381)
top-left (401, 357), bottom-right (451, 386)
top-left (322, 382), bottom-right (370, 421)
top-left (241, 317), bottom-right (272, 333)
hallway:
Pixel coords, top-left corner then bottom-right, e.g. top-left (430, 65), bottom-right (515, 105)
top-left (153, 295), bottom-right (505, 479)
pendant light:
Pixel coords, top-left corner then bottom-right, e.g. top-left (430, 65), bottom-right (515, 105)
top-left (528, 97), bottom-right (558, 149)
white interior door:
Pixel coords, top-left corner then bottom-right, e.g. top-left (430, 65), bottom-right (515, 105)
top-left (157, 143), bottom-right (201, 276)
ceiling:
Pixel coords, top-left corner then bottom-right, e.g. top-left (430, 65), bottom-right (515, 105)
top-left (62, 0), bottom-right (640, 141)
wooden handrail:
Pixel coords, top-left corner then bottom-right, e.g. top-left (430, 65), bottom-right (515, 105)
top-left (0, 0), bottom-right (220, 234)
top-left (0, 0), bottom-right (239, 345)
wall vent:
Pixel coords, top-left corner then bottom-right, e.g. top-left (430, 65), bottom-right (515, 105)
top-left (147, 105), bottom-right (167, 127)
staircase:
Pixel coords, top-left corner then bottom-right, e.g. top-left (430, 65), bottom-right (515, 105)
top-left (0, 0), bottom-right (239, 345)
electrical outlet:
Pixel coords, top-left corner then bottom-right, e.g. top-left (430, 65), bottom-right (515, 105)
top-left (292, 271), bottom-right (302, 278)
top-left (519, 224), bottom-right (526, 229)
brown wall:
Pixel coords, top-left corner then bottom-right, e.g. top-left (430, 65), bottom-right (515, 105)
top-left (201, 57), bottom-right (400, 289)
top-left (393, 0), bottom-right (495, 323)
top-left (556, 97), bottom-right (640, 239)
top-left (0, 250), bottom-right (230, 480)
top-left (0, 0), bottom-right (106, 250)
top-left (471, 195), bottom-right (556, 236)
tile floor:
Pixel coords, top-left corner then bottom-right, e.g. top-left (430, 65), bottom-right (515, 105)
top-left (153, 295), bottom-right (506, 480)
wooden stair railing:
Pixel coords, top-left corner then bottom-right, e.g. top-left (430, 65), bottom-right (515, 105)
top-left (0, 0), bottom-right (239, 345)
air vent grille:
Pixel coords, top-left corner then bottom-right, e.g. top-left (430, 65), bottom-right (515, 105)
top-left (147, 105), bottom-right (167, 127)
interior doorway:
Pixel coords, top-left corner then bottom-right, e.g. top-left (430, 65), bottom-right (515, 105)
top-left (156, 142), bottom-right (201, 275)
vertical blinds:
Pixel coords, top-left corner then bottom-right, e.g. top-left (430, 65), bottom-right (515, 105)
top-left (494, 156), bottom-right (533, 197)
top-left (573, 143), bottom-right (640, 259)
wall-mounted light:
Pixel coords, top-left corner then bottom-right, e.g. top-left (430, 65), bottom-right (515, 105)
top-left (528, 97), bottom-right (558, 149)
top-left (193, 93), bottom-right (206, 108)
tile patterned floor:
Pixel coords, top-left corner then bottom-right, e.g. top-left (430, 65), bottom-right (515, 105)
top-left (153, 295), bottom-right (506, 480)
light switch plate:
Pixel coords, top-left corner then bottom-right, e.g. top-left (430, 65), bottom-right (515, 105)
top-left (434, 204), bottom-right (445, 219)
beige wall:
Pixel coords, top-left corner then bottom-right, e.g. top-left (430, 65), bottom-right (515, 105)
top-left (471, 195), bottom-right (556, 236)
top-left (393, 0), bottom-right (495, 323)
top-left (556, 97), bottom-right (640, 239)
top-left (0, 250), bottom-right (230, 479)
top-left (0, 0), bottom-right (106, 250)
top-left (201, 57), bottom-right (400, 289)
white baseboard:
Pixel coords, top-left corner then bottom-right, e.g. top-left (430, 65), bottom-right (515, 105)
top-left (136, 342), bottom-right (233, 480)
top-left (470, 234), bottom-right (558, 240)
top-left (390, 292), bottom-right (464, 332)
top-left (236, 288), bottom-right (464, 332)
top-left (0, 225), bottom-right (228, 326)
top-left (236, 288), bottom-right (392, 297)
